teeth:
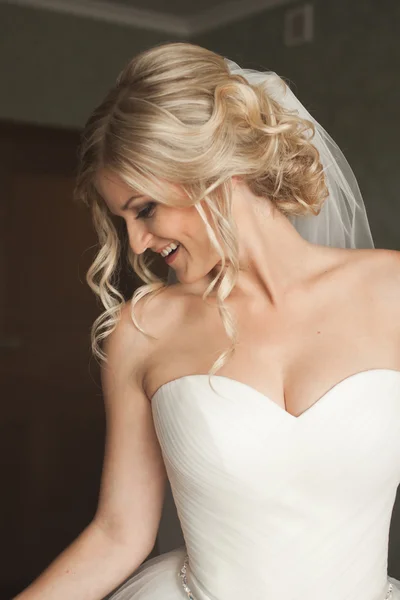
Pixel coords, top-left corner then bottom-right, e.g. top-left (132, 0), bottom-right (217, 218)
top-left (161, 242), bottom-right (179, 257)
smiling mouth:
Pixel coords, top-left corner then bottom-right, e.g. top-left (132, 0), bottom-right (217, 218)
top-left (163, 243), bottom-right (181, 264)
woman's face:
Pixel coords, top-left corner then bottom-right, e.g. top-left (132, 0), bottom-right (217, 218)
top-left (95, 169), bottom-right (221, 284)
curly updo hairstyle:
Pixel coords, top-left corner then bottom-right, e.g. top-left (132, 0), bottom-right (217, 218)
top-left (74, 42), bottom-right (328, 381)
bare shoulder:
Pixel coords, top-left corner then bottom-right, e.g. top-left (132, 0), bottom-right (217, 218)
top-left (106, 284), bottom-right (184, 343)
top-left (350, 248), bottom-right (400, 319)
top-left (372, 248), bottom-right (400, 302)
top-left (101, 299), bottom-right (151, 391)
top-left (103, 284), bottom-right (189, 386)
top-left (341, 247), bottom-right (399, 281)
top-left (356, 248), bottom-right (400, 288)
top-left (131, 282), bottom-right (190, 333)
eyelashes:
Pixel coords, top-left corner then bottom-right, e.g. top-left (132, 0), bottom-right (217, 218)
top-left (135, 202), bottom-right (156, 220)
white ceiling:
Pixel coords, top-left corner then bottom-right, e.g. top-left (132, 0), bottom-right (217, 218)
top-left (4, 0), bottom-right (292, 35)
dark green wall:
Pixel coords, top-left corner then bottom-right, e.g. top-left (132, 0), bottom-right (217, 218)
top-left (0, 3), bottom-right (180, 129)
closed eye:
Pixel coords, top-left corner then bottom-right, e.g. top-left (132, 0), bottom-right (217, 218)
top-left (135, 202), bottom-right (156, 220)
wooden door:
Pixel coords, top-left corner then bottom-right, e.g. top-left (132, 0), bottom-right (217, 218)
top-left (0, 123), bottom-right (158, 599)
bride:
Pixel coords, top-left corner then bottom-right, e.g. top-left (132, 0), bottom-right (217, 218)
top-left (15, 42), bottom-right (400, 600)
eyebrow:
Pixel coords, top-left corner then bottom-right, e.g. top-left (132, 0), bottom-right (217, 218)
top-left (122, 195), bottom-right (144, 210)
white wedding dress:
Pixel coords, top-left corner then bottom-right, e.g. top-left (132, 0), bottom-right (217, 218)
top-left (109, 369), bottom-right (400, 600)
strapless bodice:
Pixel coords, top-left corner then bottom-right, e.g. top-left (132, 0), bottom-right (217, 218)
top-left (150, 369), bottom-right (400, 600)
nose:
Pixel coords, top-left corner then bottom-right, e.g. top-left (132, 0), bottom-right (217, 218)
top-left (126, 221), bottom-right (153, 255)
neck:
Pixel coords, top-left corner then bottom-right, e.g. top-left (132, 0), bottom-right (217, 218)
top-left (210, 207), bottom-right (324, 307)
top-left (239, 210), bottom-right (316, 304)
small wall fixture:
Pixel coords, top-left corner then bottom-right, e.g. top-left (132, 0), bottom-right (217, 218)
top-left (284, 3), bottom-right (314, 47)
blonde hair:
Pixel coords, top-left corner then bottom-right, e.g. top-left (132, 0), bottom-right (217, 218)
top-left (74, 41), bottom-right (328, 384)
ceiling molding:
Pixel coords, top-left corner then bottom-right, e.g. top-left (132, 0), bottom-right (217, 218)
top-left (2, 0), bottom-right (190, 35)
top-left (2, 0), bottom-right (292, 36)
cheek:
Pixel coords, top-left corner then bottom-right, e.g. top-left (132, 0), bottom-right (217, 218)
top-left (165, 208), bottom-right (193, 235)
top-left (162, 204), bottom-right (209, 245)
top-left (186, 206), bottom-right (209, 233)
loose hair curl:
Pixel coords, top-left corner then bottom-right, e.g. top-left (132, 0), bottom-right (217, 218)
top-left (74, 42), bottom-right (328, 386)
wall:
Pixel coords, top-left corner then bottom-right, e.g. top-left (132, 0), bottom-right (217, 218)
top-left (0, 3), bottom-right (177, 129)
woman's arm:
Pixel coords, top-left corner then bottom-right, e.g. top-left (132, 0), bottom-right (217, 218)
top-left (13, 520), bottom-right (152, 600)
top-left (14, 300), bottom-right (167, 600)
